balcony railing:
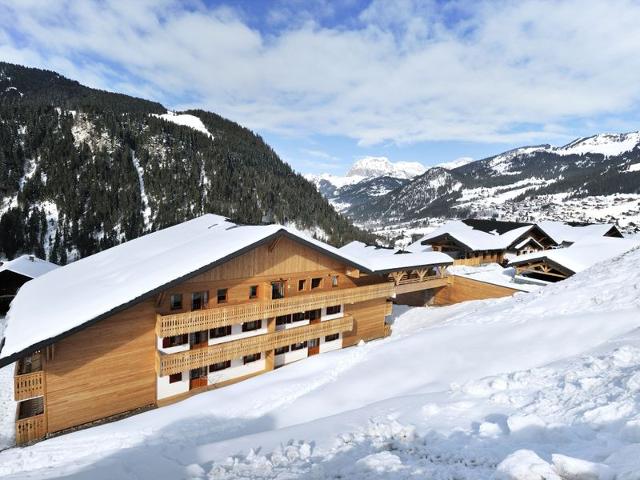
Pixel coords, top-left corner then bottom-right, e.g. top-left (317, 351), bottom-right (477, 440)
top-left (157, 282), bottom-right (393, 337)
top-left (14, 371), bottom-right (44, 401)
top-left (158, 314), bottom-right (354, 376)
top-left (15, 413), bottom-right (47, 445)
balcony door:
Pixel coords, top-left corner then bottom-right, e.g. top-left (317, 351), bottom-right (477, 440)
top-left (190, 367), bottom-right (208, 390)
top-left (308, 338), bottom-right (320, 356)
top-left (271, 281), bottom-right (285, 300)
top-left (190, 330), bottom-right (208, 349)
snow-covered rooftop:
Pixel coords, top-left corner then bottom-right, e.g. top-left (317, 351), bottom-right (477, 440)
top-left (537, 220), bottom-right (619, 245)
top-left (509, 237), bottom-right (640, 274)
top-left (419, 221), bottom-right (534, 251)
top-left (338, 241), bottom-right (453, 272)
top-left (0, 255), bottom-right (58, 279)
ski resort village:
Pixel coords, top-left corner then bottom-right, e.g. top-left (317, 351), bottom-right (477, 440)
top-left (4, 1), bottom-right (640, 479)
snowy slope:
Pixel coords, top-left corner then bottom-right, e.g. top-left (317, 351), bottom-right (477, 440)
top-left (152, 111), bottom-right (214, 138)
top-left (1, 245), bottom-right (640, 477)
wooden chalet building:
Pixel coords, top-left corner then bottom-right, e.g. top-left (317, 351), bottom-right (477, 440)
top-left (0, 255), bottom-right (58, 315)
top-left (413, 220), bottom-right (553, 265)
top-left (0, 214), bottom-right (452, 445)
top-left (413, 219), bottom-right (623, 266)
top-left (509, 236), bottom-right (639, 282)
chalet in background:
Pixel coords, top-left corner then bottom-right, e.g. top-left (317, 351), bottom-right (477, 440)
top-left (0, 255), bottom-right (58, 315)
top-left (0, 214), bottom-right (452, 444)
top-left (412, 219), bottom-right (623, 266)
top-left (508, 236), bottom-right (639, 282)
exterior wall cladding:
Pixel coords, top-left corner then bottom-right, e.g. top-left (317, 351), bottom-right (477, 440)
top-left (14, 235), bottom-right (393, 443)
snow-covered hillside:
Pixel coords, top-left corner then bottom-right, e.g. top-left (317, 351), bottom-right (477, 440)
top-left (2, 246), bottom-right (640, 478)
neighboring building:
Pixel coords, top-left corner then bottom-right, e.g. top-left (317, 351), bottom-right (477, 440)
top-left (338, 241), bottom-right (453, 306)
top-left (0, 215), bottom-right (454, 444)
top-left (536, 220), bottom-right (623, 246)
top-left (508, 237), bottom-right (639, 282)
top-left (413, 219), bottom-right (622, 266)
top-left (0, 255), bottom-right (59, 315)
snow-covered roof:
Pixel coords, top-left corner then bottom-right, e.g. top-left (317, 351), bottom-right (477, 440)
top-left (338, 241), bottom-right (452, 272)
top-left (537, 221), bottom-right (620, 245)
top-left (513, 236), bottom-right (544, 250)
top-left (0, 255), bottom-right (58, 279)
top-left (508, 237), bottom-right (640, 274)
top-left (419, 221), bottom-right (534, 251)
top-left (0, 215), bottom-right (391, 365)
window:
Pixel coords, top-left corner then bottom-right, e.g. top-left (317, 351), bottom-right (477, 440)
top-left (209, 360), bottom-right (231, 372)
top-left (298, 279), bottom-right (306, 291)
top-left (325, 333), bottom-right (340, 342)
top-left (162, 334), bottom-right (188, 348)
top-left (191, 291), bottom-right (208, 310)
top-left (291, 312), bottom-right (305, 323)
top-left (209, 325), bottom-right (231, 338)
top-left (311, 278), bottom-right (322, 289)
top-left (275, 346), bottom-right (290, 355)
top-left (170, 294), bottom-right (183, 310)
top-left (305, 309), bottom-right (321, 321)
top-left (276, 315), bottom-right (291, 326)
top-left (326, 305), bottom-right (342, 315)
top-left (271, 281), bottom-right (285, 299)
top-left (291, 341), bottom-right (308, 351)
top-left (242, 320), bottom-right (262, 332)
top-left (217, 288), bottom-right (228, 303)
top-left (243, 353), bottom-right (261, 364)
top-left (331, 275), bottom-right (339, 287)
top-left (169, 372), bottom-right (182, 384)
top-left (249, 285), bottom-right (258, 299)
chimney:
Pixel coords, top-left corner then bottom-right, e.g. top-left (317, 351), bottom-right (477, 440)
top-left (29, 255), bottom-right (35, 262)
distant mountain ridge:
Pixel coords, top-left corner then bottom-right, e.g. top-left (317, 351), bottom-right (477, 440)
top-left (348, 130), bottom-right (640, 236)
top-left (306, 130), bottom-right (640, 240)
top-left (304, 156), bottom-right (426, 213)
top-left (0, 62), bottom-right (374, 262)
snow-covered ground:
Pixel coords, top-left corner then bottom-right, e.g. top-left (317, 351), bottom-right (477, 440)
top-left (1, 247), bottom-right (640, 478)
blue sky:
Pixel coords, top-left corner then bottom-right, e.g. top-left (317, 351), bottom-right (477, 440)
top-left (1, 0), bottom-right (640, 174)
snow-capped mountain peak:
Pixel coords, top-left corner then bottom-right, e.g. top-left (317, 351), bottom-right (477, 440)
top-left (436, 157), bottom-right (474, 170)
top-left (346, 156), bottom-right (426, 179)
top-left (556, 131), bottom-right (640, 157)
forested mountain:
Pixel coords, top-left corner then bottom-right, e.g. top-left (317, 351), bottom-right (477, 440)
top-left (0, 62), bottom-right (374, 263)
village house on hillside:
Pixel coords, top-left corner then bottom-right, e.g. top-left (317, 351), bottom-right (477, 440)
top-left (0, 214), bottom-right (454, 445)
top-left (0, 255), bottom-right (58, 315)
top-left (509, 236), bottom-right (639, 282)
top-left (411, 219), bottom-right (623, 266)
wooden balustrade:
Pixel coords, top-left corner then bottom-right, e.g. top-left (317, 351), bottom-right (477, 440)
top-left (158, 315), bottom-right (354, 376)
top-left (14, 371), bottom-right (44, 401)
top-left (157, 283), bottom-right (393, 337)
top-left (15, 413), bottom-right (47, 445)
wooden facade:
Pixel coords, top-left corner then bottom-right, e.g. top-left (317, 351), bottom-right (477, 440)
top-left (12, 233), bottom-right (428, 444)
top-left (433, 275), bottom-right (520, 305)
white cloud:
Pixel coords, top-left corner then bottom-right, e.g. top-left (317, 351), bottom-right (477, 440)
top-left (1, 0), bottom-right (639, 146)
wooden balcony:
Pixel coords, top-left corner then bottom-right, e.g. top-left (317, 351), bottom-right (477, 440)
top-left (14, 371), bottom-right (44, 401)
top-left (15, 413), bottom-right (47, 445)
top-left (158, 314), bottom-right (354, 376)
top-left (157, 283), bottom-right (393, 337)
